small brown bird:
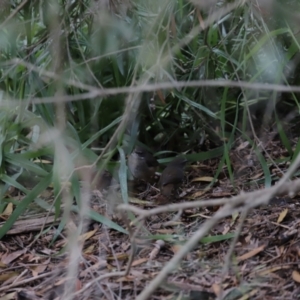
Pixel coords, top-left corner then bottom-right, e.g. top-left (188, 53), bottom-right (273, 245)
top-left (159, 156), bottom-right (187, 197)
top-left (91, 169), bottom-right (113, 191)
top-left (127, 146), bottom-right (158, 182)
top-left (97, 170), bottom-right (113, 190)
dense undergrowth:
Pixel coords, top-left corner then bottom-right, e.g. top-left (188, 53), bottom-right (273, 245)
top-left (0, 0), bottom-right (300, 259)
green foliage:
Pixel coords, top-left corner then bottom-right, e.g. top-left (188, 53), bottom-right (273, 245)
top-left (0, 0), bottom-right (300, 234)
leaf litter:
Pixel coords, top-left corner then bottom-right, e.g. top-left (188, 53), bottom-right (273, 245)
top-left (1, 138), bottom-right (300, 299)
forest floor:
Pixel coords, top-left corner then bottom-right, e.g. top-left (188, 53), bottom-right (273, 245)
top-left (1, 134), bottom-right (300, 300)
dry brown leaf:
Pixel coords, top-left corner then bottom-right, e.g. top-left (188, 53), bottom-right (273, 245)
top-left (39, 248), bottom-right (53, 255)
top-left (256, 266), bottom-right (289, 276)
top-left (76, 279), bottom-right (82, 291)
top-left (39, 189), bottom-right (53, 198)
top-left (27, 253), bottom-right (42, 263)
top-left (1, 249), bottom-right (26, 264)
top-left (107, 253), bottom-right (128, 261)
top-left (131, 258), bottom-right (148, 267)
top-left (190, 190), bottom-right (207, 198)
top-left (161, 221), bottom-right (183, 226)
top-left (156, 229), bottom-right (176, 234)
top-left (250, 172), bottom-right (264, 180)
top-left (232, 211), bottom-right (239, 223)
top-left (129, 270), bottom-right (145, 278)
top-left (30, 264), bottom-right (47, 277)
top-left (191, 176), bottom-right (215, 183)
top-left (129, 197), bottom-right (154, 205)
top-left (292, 270), bottom-right (300, 283)
top-left (117, 275), bottom-right (138, 282)
top-left (170, 244), bottom-right (182, 254)
top-left (2, 202), bottom-right (13, 216)
top-left (237, 244), bottom-right (266, 262)
top-left (54, 277), bottom-right (68, 286)
top-left (52, 279), bottom-right (82, 294)
top-left (222, 224), bottom-right (230, 235)
top-left (79, 228), bottom-right (97, 243)
top-left (156, 89), bottom-right (165, 104)
top-left (190, 213), bottom-right (210, 219)
top-left (84, 244), bottom-right (95, 254)
top-left (2, 216), bottom-right (60, 235)
top-left (212, 283), bottom-right (221, 297)
top-left (277, 208), bottom-right (288, 223)
top-left (212, 191), bottom-right (234, 197)
top-left (80, 260), bottom-right (107, 277)
top-left (245, 234), bottom-right (252, 243)
top-left (0, 291), bottom-right (16, 300)
top-left (4, 186), bottom-right (15, 197)
top-left (279, 246), bottom-right (285, 255)
top-left (236, 141), bottom-right (250, 151)
top-left (65, 219), bottom-right (77, 233)
top-left (0, 272), bottom-right (19, 282)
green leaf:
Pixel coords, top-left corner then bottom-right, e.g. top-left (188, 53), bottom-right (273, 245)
top-left (5, 153), bottom-right (49, 176)
top-left (72, 206), bottom-right (128, 234)
top-left (0, 172), bottom-right (53, 239)
top-left (200, 233), bottom-right (235, 244)
top-left (0, 174), bottom-right (29, 194)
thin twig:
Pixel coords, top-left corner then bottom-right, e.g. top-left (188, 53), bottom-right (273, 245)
top-left (136, 204), bottom-right (234, 300)
top-left (2, 74), bottom-right (300, 105)
top-left (222, 209), bottom-right (248, 276)
top-left (118, 177), bottom-right (300, 222)
top-left (73, 271), bottom-right (127, 297)
top-left (0, 0), bottom-right (29, 31)
top-left (0, 271), bottom-right (55, 292)
top-left (133, 152), bottom-right (300, 300)
top-left (124, 221), bottom-right (145, 276)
